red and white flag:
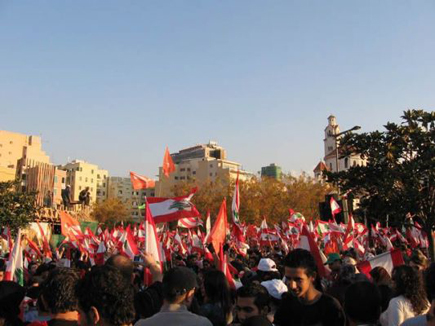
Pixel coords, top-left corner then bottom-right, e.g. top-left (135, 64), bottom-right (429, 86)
top-left (147, 189), bottom-right (200, 224)
top-left (232, 171), bottom-right (240, 225)
top-left (130, 171), bottom-right (155, 190)
top-left (357, 249), bottom-right (404, 278)
top-left (5, 230), bottom-right (24, 286)
top-left (177, 217), bottom-right (204, 229)
top-left (298, 224), bottom-right (328, 278)
top-left (144, 198), bottom-right (163, 285)
top-left (120, 227), bottom-right (139, 260)
top-left (95, 241), bottom-right (106, 266)
top-left (330, 197), bottom-right (341, 219)
top-left (60, 211), bottom-right (83, 241)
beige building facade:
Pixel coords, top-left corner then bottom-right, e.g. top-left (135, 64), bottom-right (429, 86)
top-left (107, 177), bottom-right (155, 220)
top-left (0, 130), bottom-right (50, 181)
top-left (157, 142), bottom-right (254, 196)
top-left (60, 160), bottom-right (108, 205)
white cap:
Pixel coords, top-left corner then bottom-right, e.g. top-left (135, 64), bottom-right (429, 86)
top-left (261, 279), bottom-right (288, 300)
top-left (257, 258), bottom-right (278, 272)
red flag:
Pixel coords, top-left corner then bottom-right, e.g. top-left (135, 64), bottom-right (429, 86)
top-left (207, 199), bottom-right (228, 254)
top-left (162, 147), bottom-right (176, 177)
top-left (298, 224), bottom-right (328, 278)
top-left (144, 198), bottom-right (163, 286)
top-left (60, 211), bottom-right (83, 241)
top-left (330, 197), bottom-right (342, 219)
top-left (130, 171), bottom-right (155, 190)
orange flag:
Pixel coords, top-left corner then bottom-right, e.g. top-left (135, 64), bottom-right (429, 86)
top-left (59, 211), bottom-right (83, 241)
top-left (130, 171), bottom-right (155, 190)
top-left (162, 147), bottom-right (176, 177)
top-left (207, 199), bottom-right (228, 254)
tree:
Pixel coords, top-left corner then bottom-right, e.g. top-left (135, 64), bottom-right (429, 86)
top-left (326, 110), bottom-right (435, 259)
top-left (0, 180), bottom-right (38, 234)
top-left (90, 198), bottom-right (130, 227)
top-left (171, 173), bottom-right (331, 225)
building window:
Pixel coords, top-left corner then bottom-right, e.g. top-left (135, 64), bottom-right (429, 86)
top-left (104, 175), bottom-right (106, 179)
top-left (180, 177), bottom-right (185, 180)
top-left (103, 191), bottom-right (105, 196)
top-left (97, 190), bottom-right (101, 195)
top-left (210, 164), bottom-right (213, 168)
top-left (353, 161), bottom-right (357, 167)
top-left (175, 176), bottom-right (179, 180)
top-left (97, 174), bottom-right (100, 179)
top-left (62, 177), bottom-right (65, 183)
top-left (151, 193), bottom-right (155, 196)
top-left (180, 168), bottom-right (185, 172)
top-left (187, 168), bottom-right (190, 172)
top-left (91, 187), bottom-right (93, 191)
top-left (9, 141), bottom-right (12, 144)
top-left (192, 171), bottom-right (196, 175)
top-left (85, 177), bottom-right (88, 182)
top-left (344, 158), bottom-right (349, 169)
top-left (330, 163), bottom-right (333, 170)
top-left (210, 173), bottom-right (213, 177)
top-left (103, 183), bottom-right (106, 187)
top-left (91, 170), bottom-right (94, 174)
top-left (91, 179), bottom-right (93, 183)
top-left (79, 186), bottom-right (82, 190)
top-left (119, 190), bottom-right (123, 195)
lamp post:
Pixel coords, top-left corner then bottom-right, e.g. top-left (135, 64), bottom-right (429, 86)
top-left (334, 125), bottom-right (361, 173)
top-left (333, 125), bottom-right (361, 223)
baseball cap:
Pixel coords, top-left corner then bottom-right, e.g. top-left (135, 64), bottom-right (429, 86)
top-left (325, 253), bottom-right (341, 265)
top-left (257, 258), bottom-right (278, 272)
top-left (261, 279), bottom-right (288, 300)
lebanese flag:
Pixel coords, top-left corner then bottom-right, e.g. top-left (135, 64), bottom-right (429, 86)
top-left (178, 217), bottom-right (204, 229)
top-left (162, 146), bottom-right (176, 177)
top-left (5, 230), bottom-right (24, 286)
top-left (130, 171), bottom-right (155, 190)
top-left (357, 249), bottom-right (404, 278)
top-left (330, 197), bottom-right (341, 219)
top-left (219, 246), bottom-right (236, 290)
top-left (207, 199), bottom-right (228, 254)
top-left (231, 171), bottom-right (240, 225)
top-left (144, 198), bottom-right (163, 286)
top-left (147, 189), bottom-right (200, 224)
top-left (37, 222), bottom-right (52, 259)
top-left (95, 241), bottom-right (106, 266)
top-left (120, 227), bottom-right (139, 259)
top-left (191, 231), bottom-right (205, 255)
top-left (174, 231), bottom-right (188, 255)
top-left (298, 224), bottom-right (328, 278)
top-left (60, 211), bottom-right (83, 241)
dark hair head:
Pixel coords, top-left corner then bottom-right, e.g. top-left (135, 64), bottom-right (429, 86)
top-left (283, 249), bottom-right (317, 277)
top-left (40, 268), bottom-right (80, 314)
top-left (425, 263), bottom-right (435, 301)
top-left (203, 270), bottom-right (232, 317)
top-left (344, 281), bottom-right (381, 324)
top-left (237, 283), bottom-right (270, 312)
top-left (241, 315), bottom-right (273, 326)
top-left (393, 265), bottom-right (429, 315)
top-left (369, 266), bottom-right (391, 286)
top-left (76, 265), bottom-right (135, 326)
top-left (162, 267), bottom-right (198, 303)
top-left (105, 254), bottom-right (134, 283)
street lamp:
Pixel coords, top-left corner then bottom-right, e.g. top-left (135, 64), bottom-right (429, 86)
top-left (334, 125), bottom-right (361, 173)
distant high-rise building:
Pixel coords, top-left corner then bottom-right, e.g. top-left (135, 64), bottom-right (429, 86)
top-left (323, 115), bottom-right (366, 173)
top-left (107, 177), bottom-right (155, 220)
top-left (156, 141), bottom-right (253, 196)
top-left (261, 163), bottom-right (282, 180)
top-left (59, 160), bottom-right (108, 205)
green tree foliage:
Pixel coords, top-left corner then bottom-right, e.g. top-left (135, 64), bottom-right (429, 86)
top-left (172, 173), bottom-right (331, 225)
top-left (326, 110), bottom-right (435, 258)
top-left (0, 180), bottom-right (38, 234)
top-left (90, 198), bottom-right (130, 227)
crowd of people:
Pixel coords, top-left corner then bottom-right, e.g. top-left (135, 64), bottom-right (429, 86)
top-left (1, 241), bottom-right (435, 326)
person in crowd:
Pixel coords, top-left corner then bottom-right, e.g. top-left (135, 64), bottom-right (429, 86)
top-left (401, 262), bottom-right (435, 325)
top-left (260, 279), bottom-right (287, 321)
top-left (274, 249), bottom-right (345, 326)
top-left (370, 266), bottom-right (394, 313)
top-left (344, 281), bottom-right (382, 326)
top-left (135, 266), bottom-right (212, 326)
top-left (409, 249), bottom-right (428, 271)
top-left (256, 258), bottom-right (281, 282)
top-left (0, 280), bottom-right (26, 326)
top-left (240, 316), bottom-right (273, 326)
top-left (35, 268), bottom-right (80, 326)
top-left (199, 270), bottom-right (233, 326)
top-left (61, 185), bottom-right (72, 209)
top-left (380, 265), bottom-right (429, 326)
top-left (76, 265), bottom-right (135, 326)
top-left (235, 283), bottom-right (271, 324)
top-left (78, 187), bottom-right (90, 208)
top-left (325, 252), bottom-right (342, 283)
top-left (134, 253), bottom-right (164, 320)
top-left (327, 264), bottom-right (359, 306)
top-left (106, 254), bottom-right (135, 284)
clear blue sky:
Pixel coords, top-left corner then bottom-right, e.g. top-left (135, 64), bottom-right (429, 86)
top-left (1, 1), bottom-right (434, 178)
